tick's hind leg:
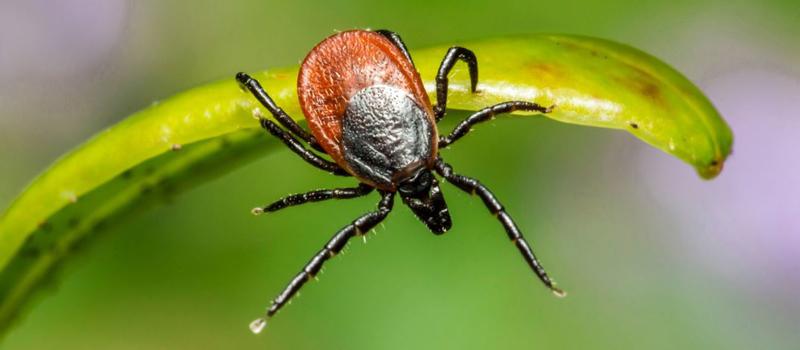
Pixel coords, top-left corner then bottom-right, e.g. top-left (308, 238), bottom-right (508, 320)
top-left (252, 183), bottom-right (374, 214)
top-left (434, 158), bottom-right (565, 297)
top-left (434, 47), bottom-right (479, 121)
top-left (439, 101), bottom-right (553, 148)
top-left (236, 72), bottom-right (324, 152)
top-left (249, 191), bottom-right (395, 334)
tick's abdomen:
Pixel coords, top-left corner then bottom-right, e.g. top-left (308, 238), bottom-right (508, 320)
top-left (342, 85), bottom-right (434, 189)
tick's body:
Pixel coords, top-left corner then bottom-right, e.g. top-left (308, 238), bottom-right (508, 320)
top-left (237, 30), bottom-right (560, 334)
top-left (299, 31), bottom-right (437, 190)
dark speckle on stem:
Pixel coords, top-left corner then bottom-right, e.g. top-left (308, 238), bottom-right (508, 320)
top-left (92, 220), bottom-right (107, 233)
top-left (37, 221), bottom-right (52, 231)
top-left (140, 184), bottom-right (154, 195)
top-left (67, 217), bottom-right (81, 229)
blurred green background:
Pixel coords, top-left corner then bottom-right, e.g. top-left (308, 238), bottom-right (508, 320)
top-left (1, 0), bottom-right (799, 349)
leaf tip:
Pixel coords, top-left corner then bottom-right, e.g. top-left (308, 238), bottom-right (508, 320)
top-left (696, 157), bottom-right (725, 180)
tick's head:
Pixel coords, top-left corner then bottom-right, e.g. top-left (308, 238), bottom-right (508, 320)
top-left (398, 168), bottom-right (451, 234)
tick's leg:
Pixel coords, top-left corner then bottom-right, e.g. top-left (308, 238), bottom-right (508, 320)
top-left (434, 47), bottom-right (478, 121)
top-left (256, 116), bottom-right (349, 176)
top-left (434, 159), bottom-right (564, 297)
top-left (439, 101), bottom-right (553, 148)
top-left (375, 29), bottom-right (415, 66)
top-left (249, 191), bottom-right (395, 333)
top-left (236, 72), bottom-right (325, 152)
top-left (252, 183), bottom-right (374, 214)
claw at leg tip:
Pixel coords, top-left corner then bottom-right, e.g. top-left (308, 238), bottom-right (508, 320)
top-left (251, 207), bottom-right (264, 216)
top-left (551, 286), bottom-right (567, 298)
top-left (249, 318), bottom-right (267, 334)
top-left (235, 73), bottom-right (249, 91)
top-left (252, 108), bottom-right (265, 120)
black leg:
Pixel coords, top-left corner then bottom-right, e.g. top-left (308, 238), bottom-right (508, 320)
top-left (434, 159), bottom-right (565, 297)
top-left (236, 72), bottom-right (325, 152)
top-left (249, 191), bottom-right (395, 334)
top-left (374, 29), bottom-right (415, 66)
top-left (252, 183), bottom-right (374, 214)
top-left (434, 47), bottom-right (479, 121)
top-left (257, 117), bottom-right (350, 176)
top-left (439, 101), bottom-right (554, 148)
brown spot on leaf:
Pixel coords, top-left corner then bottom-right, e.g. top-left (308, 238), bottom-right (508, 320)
top-left (552, 39), bottom-right (610, 60)
top-left (272, 72), bottom-right (292, 81)
top-left (526, 62), bottom-right (566, 82)
top-left (639, 81), bottom-right (662, 101)
top-left (615, 71), bottom-right (666, 107)
top-left (588, 50), bottom-right (608, 59)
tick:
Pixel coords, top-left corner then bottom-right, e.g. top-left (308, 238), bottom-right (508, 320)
top-left (236, 29), bottom-right (561, 334)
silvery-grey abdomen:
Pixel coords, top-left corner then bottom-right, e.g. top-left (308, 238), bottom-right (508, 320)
top-left (342, 85), bottom-right (434, 189)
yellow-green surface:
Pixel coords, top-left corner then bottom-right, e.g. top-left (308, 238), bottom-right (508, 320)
top-left (0, 34), bottom-right (732, 334)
